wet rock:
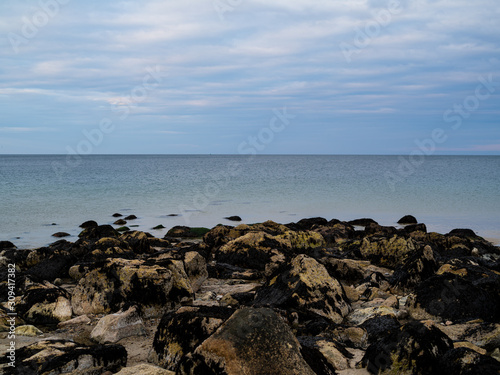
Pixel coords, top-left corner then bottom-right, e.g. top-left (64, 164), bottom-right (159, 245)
top-left (120, 230), bottom-right (153, 254)
top-left (150, 306), bottom-right (235, 371)
top-left (1, 339), bottom-right (127, 375)
top-left (397, 215), bottom-right (418, 224)
top-left (390, 245), bottom-right (438, 292)
top-left (314, 222), bottom-right (355, 245)
top-left (298, 336), bottom-right (353, 373)
top-left (448, 228), bottom-right (479, 238)
top-left (207, 261), bottom-right (261, 280)
top-left (439, 347), bottom-right (500, 374)
top-left (91, 306), bottom-right (147, 344)
top-left (79, 224), bottom-right (119, 241)
top-left (26, 248), bottom-right (76, 282)
top-left (166, 226), bottom-right (210, 239)
top-left (115, 363), bottom-right (175, 375)
top-left (80, 220), bottom-right (98, 228)
top-left (0, 241), bottom-right (16, 249)
top-left (17, 279), bottom-right (72, 324)
top-left (254, 254), bottom-right (351, 323)
top-left (179, 307), bottom-right (316, 375)
top-left (364, 223), bottom-right (398, 237)
top-left (112, 213), bottom-right (123, 217)
top-left (347, 218), bottom-right (378, 227)
top-left (203, 224), bottom-right (238, 250)
top-left (72, 258), bottom-right (193, 317)
top-left (114, 219), bottom-right (127, 225)
top-left (183, 251), bottom-right (208, 292)
top-left (225, 215), bottom-right (242, 222)
top-left (361, 321), bottom-right (454, 374)
top-left (401, 223), bottom-right (427, 234)
top-left (360, 235), bottom-right (417, 268)
top-left (153, 224), bottom-right (166, 230)
top-left (286, 217), bottom-right (329, 231)
top-left (125, 214), bottom-right (137, 220)
top-left (407, 258), bottom-right (500, 322)
top-left (51, 232), bottom-right (70, 238)
top-left (361, 315), bottom-right (401, 344)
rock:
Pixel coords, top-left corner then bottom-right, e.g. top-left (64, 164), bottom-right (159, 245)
top-left (166, 226), bottom-right (210, 238)
top-left (397, 215), bottom-right (418, 224)
top-left (51, 232), bottom-right (70, 238)
top-left (325, 326), bottom-right (368, 349)
top-left (113, 213), bottom-right (123, 217)
top-left (114, 219), bottom-right (127, 225)
top-left (91, 306), bottom-right (147, 344)
top-left (150, 306), bottom-right (235, 371)
top-left (58, 314), bottom-right (92, 328)
top-left (72, 258), bottom-right (193, 317)
top-left (298, 336), bottom-right (353, 373)
top-left (254, 254), bottom-right (351, 323)
top-left (225, 215), bottom-right (242, 222)
top-left (0, 241), bottom-right (16, 249)
top-left (179, 307), bottom-right (316, 375)
top-left (361, 315), bottom-right (401, 344)
top-left (117, 226), bottom-right (130, 232)
top-left (347, 218), bottom-right (378, 227)
top-left (390, 245), bottom-right (438, 291)
top-left (203, 225), bottom-right (240, 250)
top-left (359, 235), bottom-right (417, 268)
top-left (17, 280), bottom-right (72, 324)
top-left (125, 214), bottom-right (137, 220)
top-left (15, 325), bottom-right (43, 336)
top-left (79, 224), bottom-right (119, 241)
top-left (407, 258), bottom-right (500, 322)
top-left (26, 248), bottom-right (76, 282)
top-left (434, 322), bottom-right (500, 352)
top-left (115, 363), bottom-right (175, 375)
top-left (314, 223), bottom-right (355, 245)
top-left (346, 306), bottom-right (399, 326)
top-left (453, 341), bottom-right (487, 355)
top-left (2, 339), bottom-right (127, 375)
top-left (448, 228), bottom-right (479, 238)
top-left (287, 217), bottom-right (329, 231)
top-left (183, 251), bottom-right (208, 292)
top-left (401, 223), bottom-right (427, 234)
top-left (364, 223), bottom-right (398, 237)
top-left (320, 258), bottom-right (391, 285)
top-left (120, 230), bottom-right (152, 254)
top-left (361, 321), bottom-right (454, 374)
top-left (439, 347), bottom-right (500, 374)
top-left (153, 224), bottom-right (166, 230)
top-left (80, 220), bottom-right (98, 228)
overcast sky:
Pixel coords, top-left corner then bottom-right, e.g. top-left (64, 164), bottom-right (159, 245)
top-left (0, 0), bottom-right (499, 154)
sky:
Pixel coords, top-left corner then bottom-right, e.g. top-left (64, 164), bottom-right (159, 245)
top-left (0, 0), bottom-right (499, 155)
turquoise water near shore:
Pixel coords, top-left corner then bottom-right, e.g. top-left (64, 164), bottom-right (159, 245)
top-left (1, 155), bottom-right (499, 248)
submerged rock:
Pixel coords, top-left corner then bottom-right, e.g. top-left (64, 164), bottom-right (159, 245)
top-left (254, 254), bottom-right (351, 323)
top-left (179, 307), bottom-right (316, 375)
top-left (225, 215), bottom-right (242, 222)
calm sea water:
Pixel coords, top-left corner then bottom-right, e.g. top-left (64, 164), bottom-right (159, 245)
top-left (1, 155), bottom-right (499, 248)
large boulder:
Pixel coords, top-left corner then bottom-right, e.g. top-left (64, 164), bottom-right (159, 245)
top-left (179, 307), bottom-right (316, 375)
top-left (360, 235), bottom-right (417, 268)
top-left (120, 230), bottom-right (153, 254)
top-left (79, 224), bottom-right (119, 241)
top-left (254, 254), bottom-right (351, 323)
top-left (90, 306), bottom-right (146, 344)
top-left (72, 258), bottom-right (193, 317)
top-left (390, 245), bottom-right (438, 292)
top-left (438, 347), bottom-right (500, 374)
top-left (361, 321), bottom-right (454, 374)
top-left (149, 306), bottom-right (235, 371)
top-left (17, 279), bottom-right (72, 325)
top-left (1, 339), bottom-right (127, 375)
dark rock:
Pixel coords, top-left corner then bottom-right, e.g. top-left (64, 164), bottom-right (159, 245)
top-left (347, 218), bottom-right (378, 227)
top-left (112, 213), bottom-right (123, 217)
top-left (203, 224), bottom-right (237, 250)
top-left (0, 241), bottom-right (16, 249)
top-left (254, 254), bottom-right (351, 323)
top-left (80, 220), bottom-right (98, 228)
top-left (439, 347), bottom-right (500, 374)
top-left (364, 223), bottom-right (398, 237)
top-left (120, 231), bottom-right (152, 254)
top-left (390, 245), bottom-right (438, 291)
top-left (26, 251), bottom-right (76, 282)
top-left (361, 315), bottom-right (401, 344)
top-left (124, 214), bottom-right (137, 220)
top-left (408, 258), bottom-right (500, 322)
top-left (149, 306), bottom-right (235, 371)
top-left (79, 224), bottom-right (119, 241)
top-left (207, 262), bottom-right (261, 280)
top-left (183, 251), bottom-right (208, 292)
top-left (51, 232), bottom-right (70, 238)
top-left (448, 228), bottom-right (479, 238)
top-left (401, 223), bottom-right (427, 234)
top-left (298, 336), bottom-right (354, 374)
top-left (314, 223), bottom-right (355, 244)
top-left (0, 339), bottom-right (127, 375)
top-left (116, 226), bottom-right (130, 232)
top-left (167, 213), bottom-right (179, 217)
top-left (153, 224), bottom-right (166, 229)
top-left (72, 258), bottom-right (193, 317)
top-left (114, 219), bottom-right (127, 225)
top-left (166, 226), bottom-right (210, 238)
top-left (359, 235), bottom-right (417, 268)
top-left (179, 307), bottom-right (316, 375)
top-left (397, 215), bottom-right (418, 224)
top-left (361, 321), bottom-right (454, 374)
top-left (225, 215), bottom-right (242, 222)
top-left (286, 217), bottom-right (329, 231)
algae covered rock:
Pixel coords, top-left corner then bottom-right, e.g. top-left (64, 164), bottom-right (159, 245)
top-left (150, 306), bottom-right (235, 371)
top-left (254, 254), bottom-right (351, 323)
top-left (72, 258), bottom-right (193, 317)
top-left (1, 339), bottom-right (127, 375)
top-left (360, 235), bottom-right (417, 268)
top-left (179, 307), bottom-right (316, 375)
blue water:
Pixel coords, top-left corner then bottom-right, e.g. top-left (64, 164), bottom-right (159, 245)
top-left (1, 155), bottom-right (499, 248)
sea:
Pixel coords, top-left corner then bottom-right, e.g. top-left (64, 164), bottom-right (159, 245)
top-left (0, 154), bottom-right (499, 249)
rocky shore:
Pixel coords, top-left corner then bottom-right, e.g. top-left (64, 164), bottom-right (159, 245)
top-left (1, 215), bottom-right (500, 374)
